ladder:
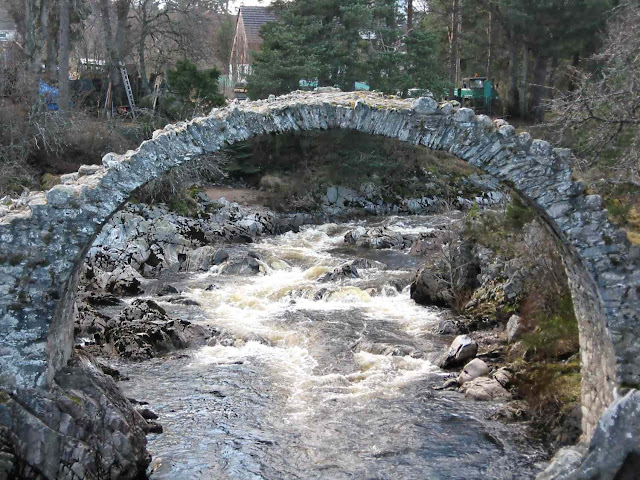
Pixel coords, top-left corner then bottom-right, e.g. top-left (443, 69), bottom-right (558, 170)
top-left (119, 65), bottom-right (136, 119)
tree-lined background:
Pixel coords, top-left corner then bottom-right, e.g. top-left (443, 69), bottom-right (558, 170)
top-left (0, 0), bottom-right (638, 233)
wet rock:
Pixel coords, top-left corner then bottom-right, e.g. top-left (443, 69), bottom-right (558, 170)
top-left (410, 270), bottom-right (454, 308)
top-left (182, 246), bottom-right (229, 272)
top-left (344, 227), bottom-right (404, 249)
top-left (458, 358), bottom-right (490, 385)
top-left (222, 255), bottom-right (266, 275)
top-left (105, 299), bottom-right (213, 360)
top-left (314, 288), bottom-right (330, 301)
top-left (349, 258), bottom-right (386, 270)
top-left (439, 335), bottom-right (478, 368)
top-left (0, 351), bottom-right (150, 479)
top-left (205, 284), bottom-right (220, 291)
top-left (163, 296), bottom-right (201, 306)
top-left (506, 315), bottom-right (524, 343)
top-left (157, 284), bottom-right (179, 296)
top-left (78, 291), bottom-right (123, 307)
top-left (95, 359), bottom-right (122, 380)
top-left (136, 407), bottom-right (159, 420)
top-left (434, 318), bottom-right (467, 335)
top-left (462, 377), bottom-right (511, 401)
top-left (319, 264), bottom-right (360, 283)
top-left (144, 421), bottom-right (164, 434)
top-left (442, 378), bottom-right (460, 390)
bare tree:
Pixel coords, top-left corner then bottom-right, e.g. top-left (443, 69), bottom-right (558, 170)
top-left (58, 0), bottom-right (70, 113)
top-left (551, 3), bottom-right (640, 182)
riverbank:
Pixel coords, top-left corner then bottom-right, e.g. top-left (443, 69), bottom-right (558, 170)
top-left (65, 184), bottom-right (579, 478)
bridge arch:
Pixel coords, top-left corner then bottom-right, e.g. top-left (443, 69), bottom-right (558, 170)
top-left (0, 90), bottom-right (638, 449)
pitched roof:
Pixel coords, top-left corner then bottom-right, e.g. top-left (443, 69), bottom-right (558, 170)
top-left (239, 6), bottom-right (276, 46)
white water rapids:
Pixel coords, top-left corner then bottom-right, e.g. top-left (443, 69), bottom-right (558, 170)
top-left (115, 215), bottom-right (547, 479)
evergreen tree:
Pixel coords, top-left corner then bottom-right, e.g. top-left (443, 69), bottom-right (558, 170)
top-left (247, 0), bottom-right (445, 99)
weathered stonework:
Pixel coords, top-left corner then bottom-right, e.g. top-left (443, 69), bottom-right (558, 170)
top-left (0, 90), bottom-right (638, 477)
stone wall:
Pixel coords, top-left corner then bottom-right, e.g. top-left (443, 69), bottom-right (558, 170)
top-left (0, 90), bottom-right (638, 477)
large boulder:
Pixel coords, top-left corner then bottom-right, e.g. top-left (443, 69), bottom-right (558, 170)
top-left (536, 390), bottom-right (640, 480)
top-left (181, 246), bottom-right (229, 272)
top-left (104, 299), bottom-right (213, 360)
top-left (0, 351), bottom-right (150, 479)
top-left (439, 335), bottom-right (478, 368)
top-left (344, 227), bottom-right (405, 249)
top-left (410, 269), bottom-right (455, 308)
top-left (461, 377), bottom-right (511, 401)
top-left (458, 358), bottom-right (490, 385)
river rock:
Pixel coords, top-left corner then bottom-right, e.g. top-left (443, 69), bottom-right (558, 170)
top-left (492, 367), bottom-right (513, 388)
top-left (0, 351), bottom-right (150, 479)
top-left (221, 255), bottom-right (266, 275)
top-left (319, 264), bottom-right (360, 282)
top-left (344, 227), bottom-right (404, 249)
top-left (78, 291), bottom-right (123, 306)
top-left (462, 377), bottom-right (511, 401)
top-left (439, 335), bottom-right (478, 368)
top-left (458, 358), bottom-right (490, 385)
top-left (182, 246), bottom-right (229, 272)
top-left (410, 269), bottom-right (455, 308)
top-left (74, 302), bottom-right (110, 345)
top-left (506, 314), bottom-right (524, 343)
top-left (105, 299), bottom-right (213, 360)
top-left (157, 284), bottom-right (179, 296)
top-left (537, 390), bottom-right (640, 480)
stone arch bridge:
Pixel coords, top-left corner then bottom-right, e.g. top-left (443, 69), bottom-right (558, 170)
top-left (0, 90), bottom-right (638, 477)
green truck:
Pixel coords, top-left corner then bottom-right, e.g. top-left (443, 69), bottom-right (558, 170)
top-left (454, 77), bottom-right (499, 113)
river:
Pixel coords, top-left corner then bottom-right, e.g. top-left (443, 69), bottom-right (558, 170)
top-left (114, 214), bottom-right (546, 479)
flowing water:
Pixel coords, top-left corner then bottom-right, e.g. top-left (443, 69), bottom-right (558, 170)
top-left (116, 215), bottom-right (546, 480)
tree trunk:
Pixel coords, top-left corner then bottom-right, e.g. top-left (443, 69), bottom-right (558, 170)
top-left (519, 46), bottom-right (528, 118)
top-left (99, 0), bottom-right (120, 90)
top-left (39, 0), bottom-right (53, 80)
top-left (507, 34), bottom-right (519, 117)
top-left (24, 0), bottom-right (41, 72)
top-left (58, 0), bottom-right (70, 114)
top-left (486, 8), bottom-right (492, 81)
top-left (530, 54), bottom-right (548, 122)
top-left (568, 52), bottom-right (580, 92)
top-left (407, 0), bottom-right (413, 31)
top-left (448, 0), bottom-right (459, 98)
top-left (138, 33), bottom-right (151, 96)
top-left (547, 56), bottom-right (559, 101)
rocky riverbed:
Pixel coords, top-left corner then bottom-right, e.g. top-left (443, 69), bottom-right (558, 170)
top-left (27, 185), bottom-right (582, 479)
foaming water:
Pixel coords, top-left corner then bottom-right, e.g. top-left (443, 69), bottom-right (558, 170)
top-left (117, 215), bottom-right (546, 479)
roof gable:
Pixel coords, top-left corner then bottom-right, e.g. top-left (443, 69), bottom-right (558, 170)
top-left (239, 6), bottom-right (276, 46)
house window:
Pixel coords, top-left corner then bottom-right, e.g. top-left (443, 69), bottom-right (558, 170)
top-left (0, 32), bottom-right (7, 41)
